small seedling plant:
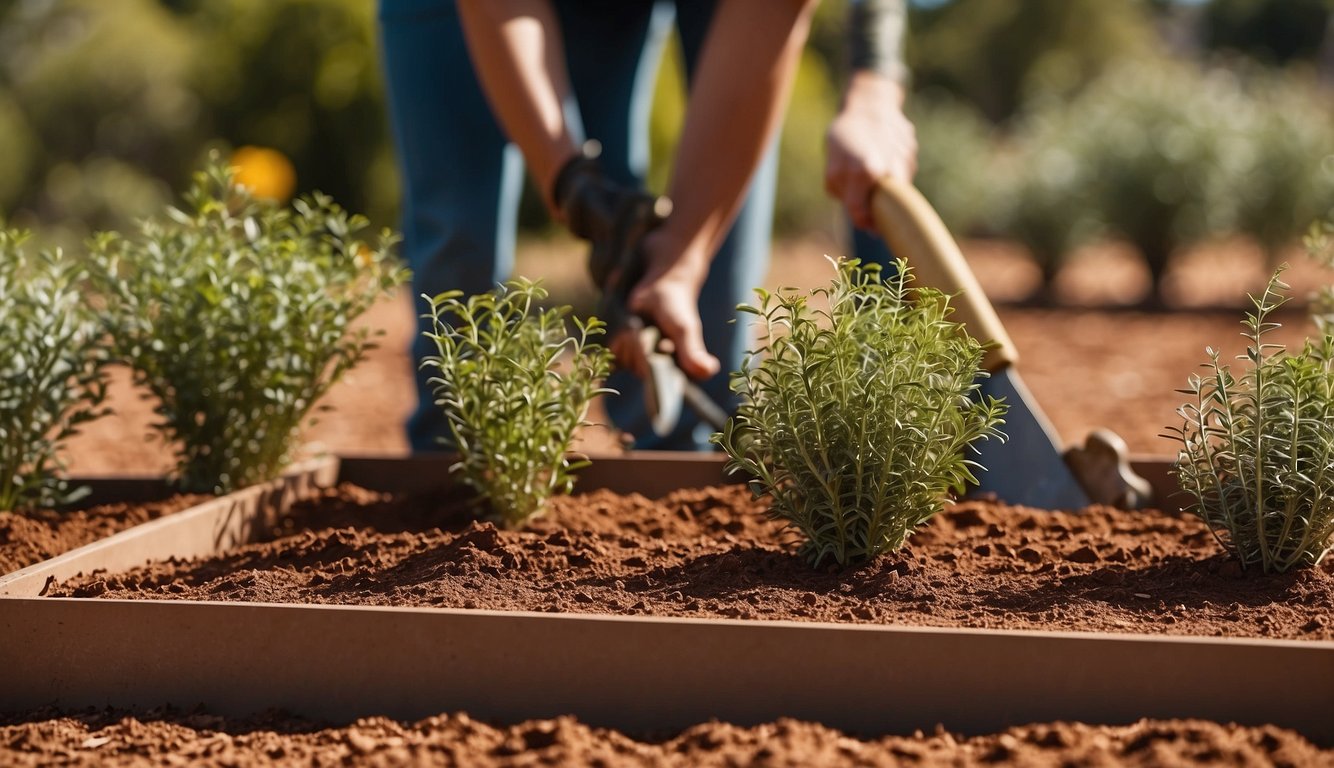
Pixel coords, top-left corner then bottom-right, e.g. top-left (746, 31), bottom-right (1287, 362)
top-left (90, 161), bottom-right (408, 493)
top-left (716, 258), bottom-right (1005, 567)
top-left (424, 279), bottom-right (612, 528)
top-left (0, 231), bottom-right (109, 512)
top-left (1169, 269), bottom-right (1334, 572)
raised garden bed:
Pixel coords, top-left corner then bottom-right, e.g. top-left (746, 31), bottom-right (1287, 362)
top-left (3, 453), bottom-right (1330, 754)
top-left (0, 480), bottom-right (207, 575)
top-left (0, 458), bottom-right (336, 591)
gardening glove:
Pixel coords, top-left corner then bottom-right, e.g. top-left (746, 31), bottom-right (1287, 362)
top-left (552, 141), bottom-right (673, 377)
top-left (552, 141), bottom-right (673, 294)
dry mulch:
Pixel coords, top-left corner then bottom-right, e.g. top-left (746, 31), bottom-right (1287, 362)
top-left (1, 708), bottom-right (1329, 767)
top-left (51, 483), bottom-right (1334, 640)
top-left (0, 494), bottom-right (207, 574)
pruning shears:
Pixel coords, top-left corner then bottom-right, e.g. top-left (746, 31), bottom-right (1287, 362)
top-left (590, 194), bottom-right (730, 437)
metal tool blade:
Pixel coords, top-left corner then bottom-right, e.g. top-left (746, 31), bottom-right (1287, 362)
top-left (638, 324), bottom-right (730, 437)
top-left (644, 351), bottom-right (685, 437)
top-left (972, 367), bottom-right (1091, 510)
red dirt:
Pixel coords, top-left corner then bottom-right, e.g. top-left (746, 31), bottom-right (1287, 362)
top-left (23, 238), bottom-right (1334, 764)
top-left (2, 707), bottom-right (1328, 767)
top-left (52, 483), bottom-right (1334, 640)
top-left (0, 494), bottom-right (207, 574)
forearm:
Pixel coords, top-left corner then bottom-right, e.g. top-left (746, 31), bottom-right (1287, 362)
top-left (824, 0), bottom-right (915, 228)
top-left (652, 0), bottom-right (819, 277)
top-left (847, 0), bottom-right (909, 84)
top-left (455, 0), bottom-right (578, 210)
top-left (627, 0), bottom-right (818, 380)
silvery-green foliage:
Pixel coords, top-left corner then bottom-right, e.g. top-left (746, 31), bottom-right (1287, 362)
top-left (1307, 215), bottom-right (1334, 333)
top-left (424, 279), bottom-right (612, 528)
top-left (90, 161), bottom-right (408, 494)
top-left (0, 232), bottom-right (109, 512)
top-left (1170, 270), bottom-right (1334, 572)
top-left (716, 259), bottom-right (1006, 567)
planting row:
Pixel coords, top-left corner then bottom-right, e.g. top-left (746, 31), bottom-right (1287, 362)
top-left (2, 160), bottom-right (405, 512)
top-left (8, 170), bottom-right (1334, 581)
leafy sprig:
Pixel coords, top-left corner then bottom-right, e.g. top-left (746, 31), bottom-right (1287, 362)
top-left (1169, 268), bottom-right (1334, 572)
top-left (1307, 215), bottom-right (1334, 332)
top-left (716, 258), bottom-right (1006, 567)
top-left (0, 231), bottom-right (110, 512)
top-left (423, 279), bottom-right (613, 527)
top-left (89, 160), bottom-right (408, 493)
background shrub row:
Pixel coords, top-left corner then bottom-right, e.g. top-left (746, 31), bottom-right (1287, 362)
top-left (0, 0), bottom-right (1331, 278)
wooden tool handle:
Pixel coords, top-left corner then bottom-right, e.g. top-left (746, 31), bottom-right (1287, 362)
top-left (870, 178), bottom-right (1018, 371)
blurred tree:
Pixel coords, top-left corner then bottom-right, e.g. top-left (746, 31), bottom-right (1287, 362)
top-left (907, 91), bottom-right (996, 237)
top-left (1228, 67), bottom-right (1334, 269)
top-left (992, 55), bottom-right (1334, 304)
top-left (177, 0), bottom-right (396, 224)
top-left (906, 0), bottom-right (1157, 123)
top-left (993, 101), bottom-right (1104, 299)
top-left (1201, 0), bottom-right (1332, 65)
top-left (0, 0), bottom-right (397, 245)
top-left (0, 0), bottom-right (198, 239)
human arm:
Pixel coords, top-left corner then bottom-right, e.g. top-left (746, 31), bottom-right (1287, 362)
top-left (455, 0), bottom-right (580, 212)
top-left (824, 0), bottom-right (918, 230)
top-left (619, 0), bottom-right (819, 380)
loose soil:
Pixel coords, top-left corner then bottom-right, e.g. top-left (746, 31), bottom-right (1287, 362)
top-left (52, 483), bottom-right (1333, 640)
top-left (0, 494), bottom-right (207, 574)
top-left (28, 238), bottom-right (1334, 765)
top-left (2, 707), bottom-right (1329, 767)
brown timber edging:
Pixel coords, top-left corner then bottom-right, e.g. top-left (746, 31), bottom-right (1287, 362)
top-left (3, 452), bottom-right (1329, 745)
top-left (0, 457), bottom-right (339, 597)
top-left (4, 599), bottom-right (1330, 744)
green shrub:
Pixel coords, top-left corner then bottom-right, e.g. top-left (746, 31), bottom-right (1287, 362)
top-left (0, 232), bottom-right (109, 512)
top-left (1170, 269), bottom-right (1334, 572)
top-left (715, 259), bottom-right (1005, 567)
top-left (1309, 214), bottom-right (1334, 330)
top-left (89, 161), bottom-right (407, 493)
top-left (423, 279), bottom-right (612, 528)
top-left (1230, 71), bottom-right (1334, 270)
top-left (908, 93), bottom-right (998, 237)
top-left (1064, 59), bottom-right (1247, 292)
top-left (994, 104), bottom-right (1104, 292)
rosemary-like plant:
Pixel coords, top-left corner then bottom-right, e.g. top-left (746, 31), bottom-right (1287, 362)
top-left (423, 279), bottom-right (612, 528)
top-left (1169, 269), bottom-right (1334, 572)
top-left (0, 232), bottom-right (110, 512)
top-left (715, 258), bottom-right (1006, 567)
top-left (1308, 215), bottom-right (1334, 333)
top-left (89, 161), bottom-right (408, 493)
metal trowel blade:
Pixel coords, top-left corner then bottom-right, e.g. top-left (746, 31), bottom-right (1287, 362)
top-left (972, 367), bottom-right (1091, 510)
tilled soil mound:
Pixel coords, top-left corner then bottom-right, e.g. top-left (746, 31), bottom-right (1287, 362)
top-left (52, 483), bottom-right (1333, 640)
top-left (0, 494), bottom-right (207, 574)
top-left (1, 708), bottom-right (1329, 767)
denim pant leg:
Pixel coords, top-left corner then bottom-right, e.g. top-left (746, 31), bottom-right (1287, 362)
top-left (602, 0), bottom-right (779, 451)
top-left (378, 0), bottom-right (526, 452)
top-left (854, 227), bottom-right (896, 273)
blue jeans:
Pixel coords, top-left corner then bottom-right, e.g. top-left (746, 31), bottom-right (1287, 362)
top-left (379, 0), bottom-right (778, 452)
top-left (379, 0), bottom-right (888, 451)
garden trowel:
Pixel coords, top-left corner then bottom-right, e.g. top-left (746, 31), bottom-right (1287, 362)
top-left (871, 178), bottom-right (1102, 510)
